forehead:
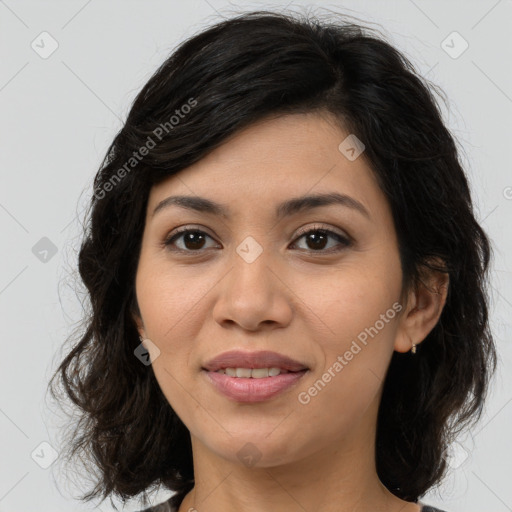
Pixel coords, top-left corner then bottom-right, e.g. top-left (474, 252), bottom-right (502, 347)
top-left (146, 112), bottom-right (385, 222)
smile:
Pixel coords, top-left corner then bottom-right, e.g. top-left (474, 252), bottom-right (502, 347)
top-left (203, 368), bottom-right (308, 402)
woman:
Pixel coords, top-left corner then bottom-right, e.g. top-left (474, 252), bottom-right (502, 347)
top-left (49, 10), bottom-right (497, 512)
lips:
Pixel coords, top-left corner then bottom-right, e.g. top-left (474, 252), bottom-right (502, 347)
top-left (202, 350), bottom-right (308, 373)
top-left (204, 370), bottom-right (307, 402)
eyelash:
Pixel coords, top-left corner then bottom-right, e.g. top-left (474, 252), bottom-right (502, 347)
top-left (163, 224), bottom-right (352, 255)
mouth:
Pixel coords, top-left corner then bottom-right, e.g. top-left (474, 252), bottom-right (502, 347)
top-left (202, 369), bottom-right (308, 403)
top-left (213, 367), bottom-right (296, 377)
top-left (202, 349), bottom-right (308, 373)
top-left (202, 350), bottom-right (309, 403)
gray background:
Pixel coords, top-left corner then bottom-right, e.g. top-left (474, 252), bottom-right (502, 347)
top-left (1, 1), bottom-right (511, 511)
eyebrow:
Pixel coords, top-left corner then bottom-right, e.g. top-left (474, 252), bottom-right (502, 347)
top-left (152, 192), bottom-right (371, 221)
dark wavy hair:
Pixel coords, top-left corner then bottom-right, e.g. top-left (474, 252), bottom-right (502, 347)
top-left (48, 9), bottom-right (497, 511)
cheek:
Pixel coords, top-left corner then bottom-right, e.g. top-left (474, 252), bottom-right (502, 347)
top-left (136, 262), bottom-right (212, 343)
top-left (297, 261), bottom-right (400, 413)
top-left (288, 364), bottom-right (385, 461)
top-left (135, 263), bottom-right (215, 405)
top-left (308, 262), bottom-right (401, 347)
top-left (292, 321), bottom-right (394, 455)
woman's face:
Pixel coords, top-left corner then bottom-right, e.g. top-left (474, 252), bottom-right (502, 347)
top-left (134, 112), bottom-right (413, 467)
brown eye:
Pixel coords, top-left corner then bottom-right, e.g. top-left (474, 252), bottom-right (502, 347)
top-left (164, 229), bottom-right (218, 252)
top-left (163, 225), bottom-right (352, 255)
top-left (291, 227), bottom-right (352, 253)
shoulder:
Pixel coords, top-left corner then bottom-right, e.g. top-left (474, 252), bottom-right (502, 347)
top-left (136, 501), bottom-right (176, 512)
top-left (138, 501), bottom-right (447, 512)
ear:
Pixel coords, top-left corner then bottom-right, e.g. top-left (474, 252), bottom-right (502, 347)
top-left (394, 259), bottom-right (450, 353)
top-left (131, 303), bottom-right (146, 340)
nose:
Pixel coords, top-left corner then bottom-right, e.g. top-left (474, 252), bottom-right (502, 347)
top-left (211, 242), bottom-right (293, 332)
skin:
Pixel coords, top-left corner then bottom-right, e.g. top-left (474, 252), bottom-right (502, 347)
top-left (133, 112), bottom-right (449, 512)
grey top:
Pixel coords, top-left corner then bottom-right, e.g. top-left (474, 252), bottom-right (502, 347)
top-left (138, 501), bottom-right (447, 511)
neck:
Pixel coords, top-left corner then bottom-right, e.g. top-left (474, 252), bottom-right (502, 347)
top-left (177, 398), bottom-right (419, 512)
